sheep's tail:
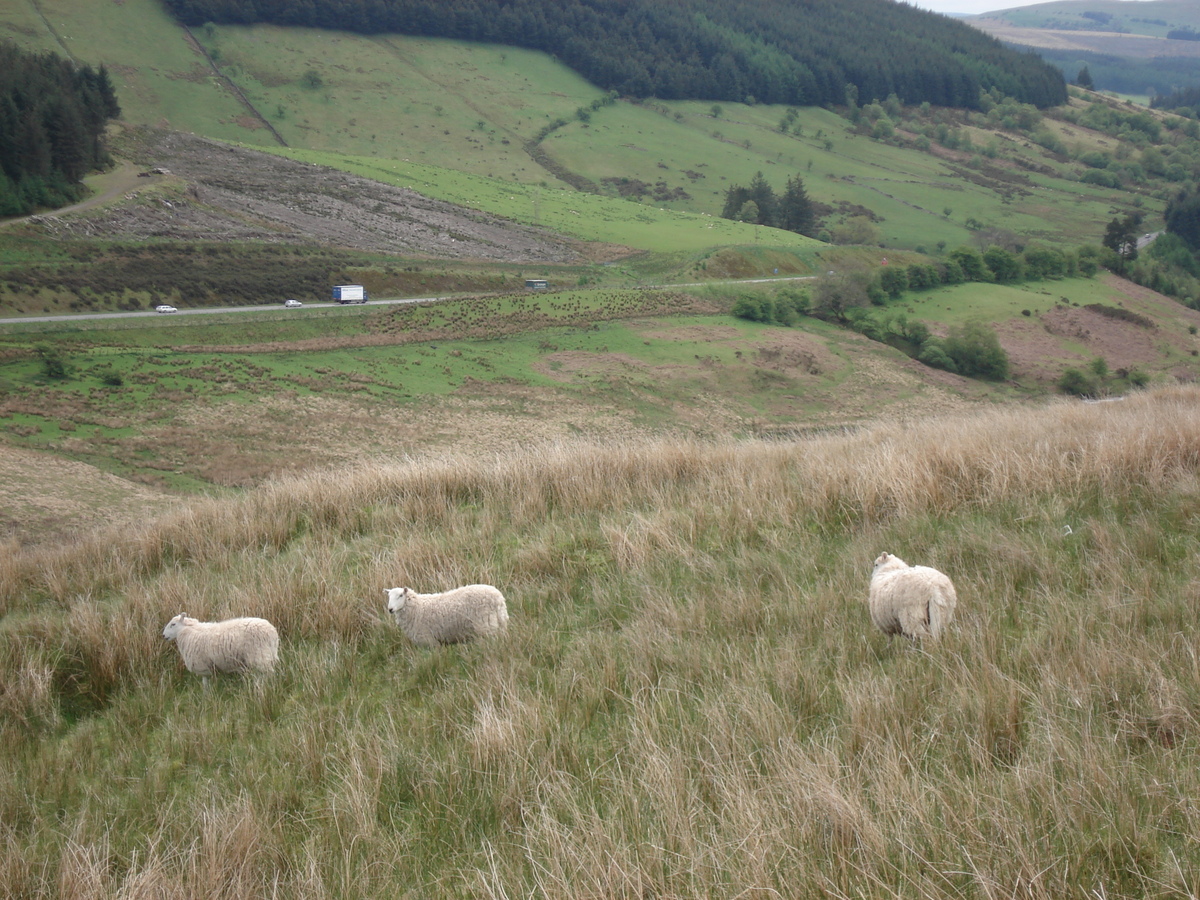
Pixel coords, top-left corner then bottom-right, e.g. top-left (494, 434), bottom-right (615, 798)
top-left (927, 583), bottom-right (957, 639)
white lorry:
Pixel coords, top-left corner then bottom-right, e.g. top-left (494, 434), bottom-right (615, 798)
top-left (332, 284), bottom-right (368, 304)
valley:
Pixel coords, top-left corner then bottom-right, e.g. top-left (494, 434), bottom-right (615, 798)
top-left (4, 2), bottom-right (1200, 898)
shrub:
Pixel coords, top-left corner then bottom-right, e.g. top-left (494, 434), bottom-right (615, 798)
top-left (984, 246), bottom-right (1022, 283)
top-left (1023, 246), bottom-right (1067, 280)
top-left (36, 344), bottom-right (68, 380)
top-left (732, 296), bottom-right (773, 323)
top-left (1080, 169), bottom-right (1122, 188)
top-left (949, 246), bottom-right (992, 282)
top-left (1058, 367), bottom-right (1097, 397)
top-left (732, 289), bottom-right (809, 326)
top-left (918, 339), bottom-right (957, 373)
top-left (943, 322), bottom-right (1010, 380)
top-left (879, 265), bottom-right (908, 299)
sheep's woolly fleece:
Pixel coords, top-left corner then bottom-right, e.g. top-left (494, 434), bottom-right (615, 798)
top-left (384, 584), bottom-right (508, 646)
top-left (162, 613), bottom-right (279, 682)
top-left (868, 553), bottom-right (957, 640)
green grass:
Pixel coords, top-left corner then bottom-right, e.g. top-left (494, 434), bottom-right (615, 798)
top-left (266, 146), bottom-right (822, 255)
top-left (7, 0), bottom-right (253, 140)
top-left (901, 277), bottom-right (1189, 331)
top-left (12, 0), bottom-right (1167, 262)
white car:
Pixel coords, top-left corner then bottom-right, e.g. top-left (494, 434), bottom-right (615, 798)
top-left (155, 305), bottom-right (178, 314)
top-left (283, 298), bottom-right (303, 308)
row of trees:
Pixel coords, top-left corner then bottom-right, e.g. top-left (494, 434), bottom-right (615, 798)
top-left (163, 0), bottom-right (1066, 109)
top-left (0, 41), bottom-right (121, 217)
top-left (719, 172), bottom-right (815, 236)
top-left (1152, 86), bottom-right (1200, 117)
top-left (734, 242), bottom-right (1112, 381)
top-left (1165, 185), bottom-right (1200, 253)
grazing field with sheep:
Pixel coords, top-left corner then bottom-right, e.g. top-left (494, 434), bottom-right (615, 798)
top-left (3, 386), bottom-right (1200, 898)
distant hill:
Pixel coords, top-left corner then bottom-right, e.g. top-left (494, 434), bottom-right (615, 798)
top-left (974, 0), bottom-right (1200, 36)
top-left (967, 0), bottom-right (1200, 97)
top-left (161, 0), bottom-right (1067, 109)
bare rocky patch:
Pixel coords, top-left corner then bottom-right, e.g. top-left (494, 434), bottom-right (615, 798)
top-left (41, 128), bottom-right (583, 264)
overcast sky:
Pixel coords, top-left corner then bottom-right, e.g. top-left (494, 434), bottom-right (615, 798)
top-left (907, 0), bottom-right (1148, 15)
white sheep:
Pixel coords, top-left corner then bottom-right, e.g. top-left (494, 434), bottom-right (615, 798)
top-left (383, 584), bottom-right (508, 646)
top-left (868, 552), bottom-right (957, 640)
top-left (162, 613), bottom-right (279, 685)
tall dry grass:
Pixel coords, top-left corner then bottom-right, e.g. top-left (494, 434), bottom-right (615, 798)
top-left (2, 386), bottom-right (1200, 898)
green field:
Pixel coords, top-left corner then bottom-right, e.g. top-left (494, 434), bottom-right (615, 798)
top-left (5, 0), bottom-right (1171, 260)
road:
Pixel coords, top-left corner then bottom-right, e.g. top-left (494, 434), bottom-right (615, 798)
top-left (0, 297), bottom-right (437, 326)
top-left (0, 276), bottom-right (818, 327)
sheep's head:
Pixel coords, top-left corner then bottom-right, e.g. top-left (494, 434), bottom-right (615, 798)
top-left (162, 613), bottom-right (192, 640)
top-left (384, 588), bottom-right (409, 614)
top-left (872, 552), bottom-right (907, 576)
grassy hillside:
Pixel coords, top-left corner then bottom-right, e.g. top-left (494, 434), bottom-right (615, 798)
top-left (981, 1), bottom-right (1200, 37)
top-left (3, 0), bottom-right (1172, 256)
top-left (3, 387), bottom-right (1200, 897)
top-left (160, 0), bottom-right (1069, 109)
top-left (179, 28), bottom-right (1162, 252)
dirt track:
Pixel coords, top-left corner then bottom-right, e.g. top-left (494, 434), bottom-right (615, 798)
top-left (37, 129), bottom-right (585, 264)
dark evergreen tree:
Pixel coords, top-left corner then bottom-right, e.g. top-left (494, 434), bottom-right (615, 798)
top-left (1151, 85), bottom-right (1200, 114)
top-left (1102, 213), bottom-right (1143, 273)
top-left (778, 174), bottom-right (815, 236)
top-left (1076, 66), bottom-right (1094, 90)
top-left (721, 184), bottom-right (752, 221)
top-left (745, 171), bottom-right (777, 227)
top-left (721, 172), bottom-right (777, 227)
top-left (0, 40), bottom-right (120, 217)
top-left (1165, 186), bottom-right (1200, 253)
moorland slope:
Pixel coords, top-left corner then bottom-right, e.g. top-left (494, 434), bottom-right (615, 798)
top-left (3, 386), bottom-right (1200, 898)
